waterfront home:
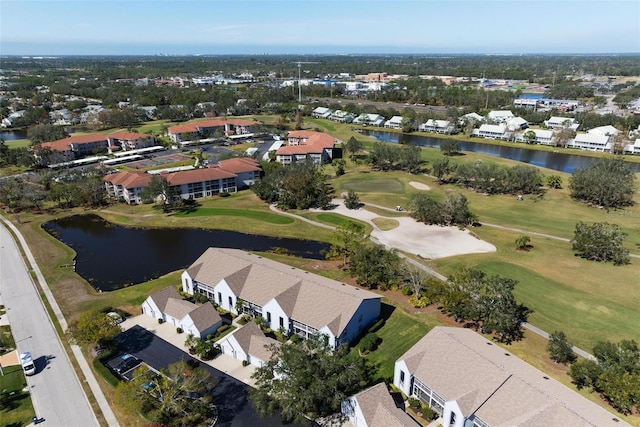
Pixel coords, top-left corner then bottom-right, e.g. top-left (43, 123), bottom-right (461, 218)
top-left (419, 119), bottom-right (455, 134)
top-left (486, 110), bottom-right (514, 123)
top-left (568, 133), bottom-right (612, 152)
top-left (217, 321), bottom-right (279, 368)
top-left (342, 383), bottom-right (418, 427)
top-left (473, 123), bottom-right (509, 140)
top-left (312, 107), bottom-right (332, 119)
top-left (544, 116), bottom-right (579, 131)
top-left (514, 129), bottom-right (555, 145)
top-left (181, 248), bottom-right (381, 349)
top-left (384, 116), bottom-right (405, 129)
top-left (353, 113), bottom-right (386, 127)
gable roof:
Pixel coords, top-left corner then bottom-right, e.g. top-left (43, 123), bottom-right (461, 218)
top-left (352, 383), bottom-right (418, 427)
top-left (398, 327), bottom-right (628, 427)
top-left (148, 286), bottom-right (183, 312)
top-left (186, 248), bottom-right (380, 338)
top-left (162, 167), bottom-right (236, 186)
top-left (107, 131), bottom-right (152, 141)
top-left (186, 302), bottom-right (221, 332)
top-left (229, 321), bottom-right (279, 362)
top-left (216, 157), bottom-right (261, 174)
top-left (164, 298), bottom-right (197, 320)
top-left (41, 134), bottom-right (109, 152)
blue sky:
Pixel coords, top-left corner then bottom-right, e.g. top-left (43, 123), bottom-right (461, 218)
top-left (1, 0), bottom-right (639, 55)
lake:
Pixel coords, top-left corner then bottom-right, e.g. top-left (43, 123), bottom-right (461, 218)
top-left (360, 130), bottom-right (640, 174)
top-left (43, 214), bottom-right (330, 292)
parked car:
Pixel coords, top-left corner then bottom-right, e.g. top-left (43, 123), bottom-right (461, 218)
top-left (20, 352), bottom-right (36, 376)
top-left (113, 354), bottom-right (140, 374)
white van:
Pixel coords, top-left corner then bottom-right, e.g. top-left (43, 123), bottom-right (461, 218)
top-left (20, 352), bottom-right (36, 376)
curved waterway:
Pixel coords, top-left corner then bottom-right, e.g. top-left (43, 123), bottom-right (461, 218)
top-left (360, 130), bottom-right (640, 174)
top-left (43, 214), bottom-right (330, 291)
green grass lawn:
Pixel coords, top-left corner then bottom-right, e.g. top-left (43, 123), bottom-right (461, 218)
top-left (5, 138), bottom-right (31, 149)
top-left (174, 207), bottom-right (295, 224)
top-left (302, 212), bottom-right (370, 232)
top-left (355, 301), bottom-right (432, 382)
top-left (0, 365), bottom-right (35, 427)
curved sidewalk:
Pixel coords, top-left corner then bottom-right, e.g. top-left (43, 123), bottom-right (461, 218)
top-left (1, 216), bottom-right (120, 427)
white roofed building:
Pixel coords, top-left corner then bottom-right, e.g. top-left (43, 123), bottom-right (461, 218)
top-left (473, 123), bottom-right (509, 140)
top-left (545, 116), bottom-right (580, 131)
top-left (384, 116), bottom-right (406, 129)
top-left (487, 110), bottom-right (514, 123)
top-left (569, 133), bottom-right (612, 152)
top-left (312, 107), bottom-right (332, 119)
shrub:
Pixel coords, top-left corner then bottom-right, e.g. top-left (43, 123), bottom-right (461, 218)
top-left (408, 397), bottom-right (421, 409)
top-left (217, 324), bottom-right (230, 334)
top-left (421, 404), bottom-right (438, 421)
top-left (176, 327), bottom-right (183, 334)
top-left (219, 191), bottom-right (230, 198)
top-left (401, 285), bottom-right (413, 296)
top-left (242, 360), bottom-right (249, 367)
top-left (369, 318), bottom-right (385, 333)
top-left (359, 332), bottom-right (381, 353)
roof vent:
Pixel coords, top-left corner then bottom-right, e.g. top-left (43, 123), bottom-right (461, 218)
top-left (486, 342), bottom-right (493, 345)
top-left (504, 353), bottom-right (510, 356)
top-left (543, 376), bottom-right (549, 380)
top-left (613, 418), bottom-right (619, 423)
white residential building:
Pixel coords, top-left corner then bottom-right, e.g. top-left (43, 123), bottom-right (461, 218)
top-left (384, 116), bottom-right (405, 129)
top-left (486, 110), bottom-right (514, 123)
top-left (505, 116), bottom-right (529, 131)
top-left (419, 119), bottom-right (454, 134)
top-left (341, 383), bottom-right (418, 427)
top-left (275, 130), bottom-right (336, 165)
top-left (474, 123), bottom-right (509, 139)
top-left (569, 133), bottom-right (612, 152)
top-left (545, 116), bottom-right (579, 131)
top-left (217, 321), bottom-right (279, 368)
top-left (181, 248), bottom-right (382, 349)
top-left (514, 129), bottom-right (555, 145)
top-left (329, 110), bottom-right (355, 123)
top-left (623, 139), bottom-right (640, 154)
top-left (587, 125), bottom-right (620, 137)
top-left (393, 327), bottom-right (629, 427)
top-left (312, 107), bottom-right (332, 119)
top-left (142, 286), bottom-right (222, 339)
top-left (353, 113), bottom-right (386, 127)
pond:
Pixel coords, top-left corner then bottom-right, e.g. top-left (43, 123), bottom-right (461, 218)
top-left (360, 130), bottom-right (640, 174)
top-left (43, 214), bottom-right (330, 292)
top-left (0, 129), bottom-right (29, 141)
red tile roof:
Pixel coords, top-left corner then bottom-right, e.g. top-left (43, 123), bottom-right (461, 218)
top-left (41, 134), bottom-right (109, 152)
top-left (217, 157), bottom-right (261, 173)
top-left (277, 144), bottom-right (323, 155)
top-left (104, 171), bottom-right (152, 189)
top-left (277, 131), bottom-right (335, 156)
top-left (168, 119), bottom-right (257, 135)
top-left (163, 167), bottom-right (236, 186)
top-left (107, 131), bottom-right (152, 141)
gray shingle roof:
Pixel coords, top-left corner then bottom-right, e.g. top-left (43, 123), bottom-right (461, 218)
top-left (187, 302), bottom-right (221, 332)
top-left (148, 286), bottom-right (182, 312)
top-left (187, 248), bottom-right (381, 337)
top-left (229, 321), bottom-right (279, 362)
top-left (398, 327), bottom-right (629, 427)
top-left (353, 383), bottom-right (418, 427)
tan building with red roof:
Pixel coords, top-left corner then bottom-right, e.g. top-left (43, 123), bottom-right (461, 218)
top-left (37, 131), bottom-right (156, 165)
top-left (168, 119), bottom-right (257, 143)
top-left (275, 130), bottom-right (336, 165)
top-left (103, 158), bottom-right (261, 204)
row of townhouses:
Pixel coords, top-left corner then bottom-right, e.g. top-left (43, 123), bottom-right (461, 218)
top-left (140, 248), bottom-right (629, 427)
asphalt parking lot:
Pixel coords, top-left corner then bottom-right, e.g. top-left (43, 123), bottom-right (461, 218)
top-left (115, 325), bottom-right (311, 427)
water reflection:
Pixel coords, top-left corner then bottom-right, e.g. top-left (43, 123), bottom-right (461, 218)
top-left (361, 130), bottom-right (640, 174)
top-left (44, 214), bottom-right (330, 291)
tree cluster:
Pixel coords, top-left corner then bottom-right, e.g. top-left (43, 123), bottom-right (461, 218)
top-left (368, 142), bottom-right (422, 173)
top-left (569, 340), bottom-right (640, 414)
top-left (67, 310), bottom-right (123, 345)
top-left (572, 221), bottom-right (630, 265)
top-left (408, 192), bottom-right (475, 226)
top-left (440, 268), bottom-right (531, 343)
top-left (569, 157), bottom-right (635, 209)
top-left (547, 331), bottom-right (576, 364)
top-left (252, 160), bottom-right (333, 210)
top-left (114, 361), bottom-right (216, 427)
top-left (454, 162), bottom-right (544, 195)
top-left (27, 123), bottom-right (68, 144)
top-left (48, 169), bottom-right (108, 208)
top-left (249, 334), bottom-right (373, 424)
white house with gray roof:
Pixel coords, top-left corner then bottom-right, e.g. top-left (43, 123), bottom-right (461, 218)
top-left (393, 327), bottom-right (629, 427)
top-left (181, 248), bottom-right (381, 349)
top-left (142, 286), bottom-right (222, 339)
top-left (217, 321), bottom-right (279, 368)
top-left (342, 383), bottom-right (418, 427)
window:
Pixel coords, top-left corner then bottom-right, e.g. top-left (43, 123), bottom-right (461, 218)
top-left (266, 312), bottom-right (271, 324)
top-left (229, 296), bottom-right (233, 308)
top-left (400, 371), bottom-right (405, 384)
top-left (218, 292), bottom-right (222, 304)
top-left (279, 317), bottom-right (284, 328)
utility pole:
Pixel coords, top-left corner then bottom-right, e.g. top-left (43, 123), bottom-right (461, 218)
top-left (298, 62), bottom-right (302, 104)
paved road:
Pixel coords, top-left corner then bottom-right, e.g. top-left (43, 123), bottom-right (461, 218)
top-left (116, 325), bottom-right (312, 427)
top-left (0, 223), bottom-right (98, 426)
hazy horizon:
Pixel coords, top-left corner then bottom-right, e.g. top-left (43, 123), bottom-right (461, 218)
top-left (2, 1), bottom-right (639, 56)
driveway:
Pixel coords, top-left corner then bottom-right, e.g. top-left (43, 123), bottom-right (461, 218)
top-left (115, 325), bottom-right (311, 427)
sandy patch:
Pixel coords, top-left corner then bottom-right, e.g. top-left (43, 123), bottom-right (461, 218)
top-left (318, 200), bottom-right (496, 259)
top-left (409, 181), bottom-right (431, 191)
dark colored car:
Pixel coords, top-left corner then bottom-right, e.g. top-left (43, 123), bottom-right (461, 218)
top-left (113, 354), bottom-right (141, 374)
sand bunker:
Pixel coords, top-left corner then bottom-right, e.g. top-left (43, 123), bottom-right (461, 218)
top-left (409, 181), bottom-right (431, 191)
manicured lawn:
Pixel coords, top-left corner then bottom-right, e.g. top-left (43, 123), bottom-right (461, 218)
top-left (174, 207), bottom-right (294, 224)
top-left (303, 212), bottom-right (369, 231)
top-left (371, 218), bottom-right (399, 231)
top-left (342, 178), bottom-right (405, 193)
top-left (5, 138), bottom-right (31, 149)
top-left (355, 301), bottom-right (432, 382)
top-left (0, 365), bottom-right (35, 427)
